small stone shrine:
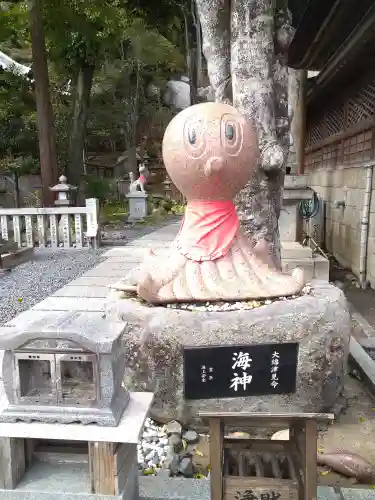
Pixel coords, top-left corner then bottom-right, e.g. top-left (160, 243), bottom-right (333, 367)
top-left (105, 103), bottom-right (351, 428)
top-left (0, 311), bottom-right (129, 426)
top-left (0, 310), bottom-right (153, 500)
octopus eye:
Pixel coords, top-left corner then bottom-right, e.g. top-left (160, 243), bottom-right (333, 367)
top-left (188, 127), bottom-right (196, 145)
top-left (225, 123), bottom-right (235, 141)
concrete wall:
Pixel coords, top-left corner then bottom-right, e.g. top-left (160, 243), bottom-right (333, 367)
top-left (308, 165), bottom-right (375, 287)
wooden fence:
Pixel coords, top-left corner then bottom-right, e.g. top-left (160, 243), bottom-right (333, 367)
top-left (305, 76), bottom-right (375, 170)
top-left (0, 198), bottom-right (100, 249)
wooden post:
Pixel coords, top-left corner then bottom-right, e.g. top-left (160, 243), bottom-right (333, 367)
top-left (25, 216), bottom-right (34, 247)
top-left (74, 214), bottom-right (84, 248)
top-left (0, 215), bottom-right (8, 240)
top-left (290, 419), bottom-right (317, 500)
top-left (0, 438), bottom-right (26, 490)
top-left (209, 417), bottom-right (224, 500)
top-left (12, 216), bottom-right (21, 247)
top-left (302, 420), bottom-right (318, 500)
top-left (49, 214), bottom-right (58, 248)
top-left (201, 412), bottom-right (332, 500)
top-left (289, 70), bottom-right (307, 175)
top-left (297, 71), bottom-right (307, 176)
top-left (88, 442), bottom-right (137, 496)
top-left (85, 198), bottom-right (100, 248)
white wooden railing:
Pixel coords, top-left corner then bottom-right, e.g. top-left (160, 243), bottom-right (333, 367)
top-left (0, 198), bottom-right (100, 249)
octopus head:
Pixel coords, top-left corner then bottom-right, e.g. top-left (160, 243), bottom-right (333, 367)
top-left (162, 102), bottom-right (259, 201)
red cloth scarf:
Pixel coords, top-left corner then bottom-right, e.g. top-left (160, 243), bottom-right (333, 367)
top-left (176, 200), bottom-right (239, 261)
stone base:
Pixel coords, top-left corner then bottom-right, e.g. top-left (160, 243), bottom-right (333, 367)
top-left (0, 388), bottom-right (130, 426)
top-left (282, 254), bottom-right (329, 281)
top-left (0, 392), bottom-right (153, 443)
top-left (106, 281), bottom-right (351, 429)
top-left (281, 242), bottom-right (312, 259)
top-left (126, 192), bottom-right (148, 222)
top-left (281, 242), bottom-right (329, 281)
top-left (0, 453), bottom-right (139, 500)
top-left (1, 247), bottom-right (34, 269)
top-left (0, 392), bottom-right (152, 499)
top-left (313, 255), bottom-right (330, 280)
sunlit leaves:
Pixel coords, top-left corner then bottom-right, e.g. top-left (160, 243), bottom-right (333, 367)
top-left (0, 1), bottom-right (29, 46)
top-left (43, 0), bottom-right (139, 70)
top-left (0, 0), bottom-right (186, 178)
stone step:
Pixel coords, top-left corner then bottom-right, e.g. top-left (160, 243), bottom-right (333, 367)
top-left (0, 240), bottom-right (18, 255)
top-left (281, 242), bottom-right (312, 259)
top-left (282, 258), bottom-right (315, 281)
top-left (282, 254), bottom-right (329, 281)
top-left (0, 247), bottom-right (34, 270)
top-left (313, 255), bottom-right (330, 281)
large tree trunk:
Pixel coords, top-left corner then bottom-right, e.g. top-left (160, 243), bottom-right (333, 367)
top-left (28, 0), bottom-right (58, 206)
top-left (288, 69), bottom-right (307, 174)
top-left (195, 0), bottom-right (232, 104)
top-left (67, 62), bottom-right (95, 197)
top-left (191, 0), bottom-right (204, 87)
top-left (182, 10), bottom-right (197, 105)
top-left (195, 0), bottom-right (293, 265)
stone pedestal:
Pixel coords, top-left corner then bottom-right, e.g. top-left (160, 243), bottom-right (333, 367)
top-left (280, 175), bottom-right (329, 281)
top-left (0, 392), bottom-right (152, 500)
top-left (0, 308), bottom-right (152, 499)
top-left (105, 281), bottom-right (350, 429)
top-left (126, 192), bottom-right (148, 222)
top-left (0, 237), bottom-right (34, 273)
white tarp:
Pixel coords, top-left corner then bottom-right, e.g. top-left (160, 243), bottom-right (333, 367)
top-left (0, 50), bottom-right (30, 76)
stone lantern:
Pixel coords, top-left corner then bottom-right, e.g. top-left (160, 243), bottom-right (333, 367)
top-left (49, 175), bottom-right (77, 207)
top-left (49, 175), bottom-right (78, 245)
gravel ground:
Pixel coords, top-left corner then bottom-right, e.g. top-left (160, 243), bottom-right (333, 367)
top-left (0, 248), bottom-right (106, 326)
top-left (0, 217), bottom-right (180, 326)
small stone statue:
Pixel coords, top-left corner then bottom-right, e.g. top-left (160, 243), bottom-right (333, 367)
top-left (129, 163), bottom-right (149, 193)
top-left (110, 102), bottom-right (305, 304)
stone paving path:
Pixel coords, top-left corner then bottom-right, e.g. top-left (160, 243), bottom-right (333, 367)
top-left (22, 220), bottom-right (180, 315)
top-left (1, 220), bottom-right (375, 499)
top-left (0, 221), bottom-right (180, 406)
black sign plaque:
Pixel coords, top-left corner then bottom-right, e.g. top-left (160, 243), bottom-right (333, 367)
top-left (183, 342), bottom-right (299, 400)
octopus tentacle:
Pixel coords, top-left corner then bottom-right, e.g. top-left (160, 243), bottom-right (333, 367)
top-left (137, 251), bottom-right (186, 303)
top-left (110, 231), bottom-right (305, 303)
top-left (215, 250), bottom-right (243, 297)
top-left (231, 240), bottom-right (269, 296)
top-left (185, 259), bottom-right (206, 300)
top-left (199, 260), bottom-right (225, 300)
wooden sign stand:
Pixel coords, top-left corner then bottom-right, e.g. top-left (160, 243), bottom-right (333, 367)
top-left (199, 412), bottom-right (334, 500)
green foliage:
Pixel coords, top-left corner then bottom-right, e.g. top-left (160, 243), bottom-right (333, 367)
top-left (0, 155), bottom-right (39, 175)
top-left (86, 15), bottom-right (184, 152)
top-left (0, 68), bottom-right (38, 174)
top-left (0, 2), bottom-right (29, 46)
top-left (100, 200), bottom-right (128, 223)
top-left (0, 0), bottom-right (187, 191)
top-left (125, 18), bottom-right (184, 71)
top-left (43, 0), bottom-right (141, 73)
top-left (83, 175), bottom-right (112, 205)
top-left (148, 194), bottom-right (185, 216)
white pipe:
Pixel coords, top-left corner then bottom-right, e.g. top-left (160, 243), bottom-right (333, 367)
top-left (359, 162), bottom-right (375, 288)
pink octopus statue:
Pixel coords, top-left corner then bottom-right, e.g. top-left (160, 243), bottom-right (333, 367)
top-left (109, 102), bottom-right (305, 304)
